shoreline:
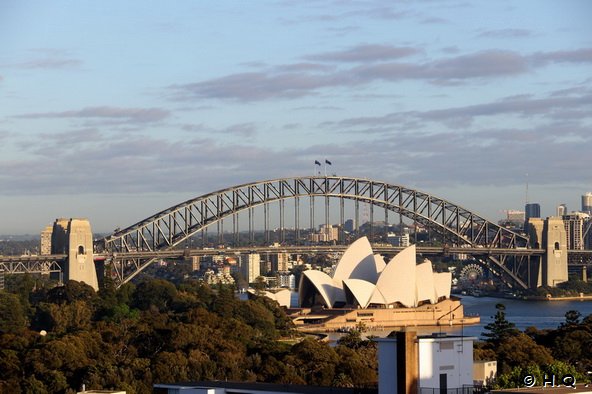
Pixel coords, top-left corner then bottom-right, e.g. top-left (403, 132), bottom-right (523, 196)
top-left (524, 295), bottom-right (592, 301)
top-left (290, 298), bottom-right (480, 333)
top-left (295, 316), bottom-right (481, 333)
top-left (458, 293), bottom-right (592, 302)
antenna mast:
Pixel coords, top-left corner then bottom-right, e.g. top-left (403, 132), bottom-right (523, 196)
top-left (525, 173), bottom-right (529, 205)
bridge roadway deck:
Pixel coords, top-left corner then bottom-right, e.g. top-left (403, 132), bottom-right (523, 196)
top-left (0, 254), bottom-right (67, 274)
top-left (95, 245), bottom-right (548, 261)
top-left (3, 249), bottom-right (592, 274)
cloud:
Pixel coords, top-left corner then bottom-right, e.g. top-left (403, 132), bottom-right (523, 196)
top-left (306, 44), bottom-right (420, 63)
top-left (169, 71), bottom-right (344, 101)
top-left (181, 122), bottom-right (257, 137)
top-left (0, 133), bottom-right (302, 196)
top-left (23, 128), bottom-right (105, 154)
top-left (531, 48), bottom-right (592, 65)
top-left (478, 28), bottom-right (533, 38)
top-left (1, 117), bottom-right (589, 219)
top-left (7, 49), bottom-right (82, 70)
top-left (425, 50), bottom-right (529, 79)
top-left (420, 17), bottom-right (448, 24)
top-left (331, 89), bottom-right (592, 130)
top-left (19, 58), bottom-right (82, 69)
top-left (14, 106), bottom-right (171, 125)
top-left (170, 47), bottom-right (592, 101)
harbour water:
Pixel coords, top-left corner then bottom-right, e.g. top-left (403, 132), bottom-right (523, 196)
top-left (456, 296), bottom-right (592, 338)
top-left (323, 296), bottom-right (592, 342)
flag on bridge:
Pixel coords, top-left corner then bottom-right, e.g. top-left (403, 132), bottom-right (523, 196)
top-left (325, 159), bottom-right (332, 165)
top-left (315, 160), bottom-right (321, 166)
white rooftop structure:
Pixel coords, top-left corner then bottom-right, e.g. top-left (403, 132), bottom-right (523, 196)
top-left (298, 237), bottom-right (451, 309)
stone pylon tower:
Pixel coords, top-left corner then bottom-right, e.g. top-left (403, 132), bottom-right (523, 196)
top-left (527, 217), bottom-right (568, 288)
top-left (51, 218), bottom-right (99, 291)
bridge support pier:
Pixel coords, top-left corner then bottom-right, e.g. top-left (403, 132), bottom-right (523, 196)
top-left (527, 217), bottom-right (568, 288)
top-left (52, 218), bottom-right (99, 291)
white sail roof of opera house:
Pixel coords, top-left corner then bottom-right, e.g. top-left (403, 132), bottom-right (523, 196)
top-left (343, 278), bottom-right (385, 308)
top-left (374, 244), bottom-right (417, 308)
top-left (416, 260), bottom-right (437, 305)
top-left (247, 289), bottom-right (292, 308)
top-left (298, 238), bottom-right (451, 309)
top-left (434, 272), bottom-right (453, 300)
top-left (332, 236), bottom-right (383, 283)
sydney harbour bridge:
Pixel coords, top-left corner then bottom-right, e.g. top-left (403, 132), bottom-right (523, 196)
top-left (2, 176), bottom-right (591, 290)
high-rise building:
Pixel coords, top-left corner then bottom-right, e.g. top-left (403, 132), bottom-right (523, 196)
top-left (387, 232), bottom-right (410, 247)
top-left (270, 252), bottom-right (290, 272)
top-left (525, 203), bottom-right (541, 222)
top-left (500, 210), bottom-right (525, 228)
top-left (240, 253), bottom-right (261, 284)
top-left (277, 272), bottom-right (296, 289)
top-left (562, 212), bottom-right (589, 250)
top-left (507, 210), bottom-right (525, 223)
top-left (582, 192), bottom-right (592, 214)
top-left (308, 224), bottom-right (340, 243)
top-left (344, 219), bottom-right (354, 233)
top-left (585, 218), bottom-right (592, 250)
top-left (40, 225), bottom-right (53, 255)
top-left (556, 204), bottom-right (567, 217)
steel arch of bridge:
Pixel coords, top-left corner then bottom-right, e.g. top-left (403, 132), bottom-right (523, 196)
top-left (102, 176), bottom-right (530, 286)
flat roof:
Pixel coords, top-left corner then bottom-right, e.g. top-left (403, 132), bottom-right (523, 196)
top-left (154, 381), bottom-right (377, 394)
top-left (492, 385), bottom-right (592, 394)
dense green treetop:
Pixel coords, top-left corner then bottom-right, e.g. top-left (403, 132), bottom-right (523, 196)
top-left (0, 276), bottom-right (377, 393)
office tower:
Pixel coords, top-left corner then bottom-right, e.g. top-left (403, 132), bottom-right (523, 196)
top-left (40, 225), bottom-right (53, 255)
top-left (309, 224), bottom-right (340, 243)
top-left (583, 192), bottom-right (592, 214)
top-left (239, 253), bottom-right (261, 283)
top-left (562, 213), bottom-right (588, 250)
top-left (344, 219), bottom-right (354, 233)
top-left (387, 232), bottom-right (410, 247)
top-left (556, 204), bottom-right (567, 217)
top-left (505, 210), bottom-right (525, 227)
top-left (271, 252), bottom-right (290, 272)
top-left (525, 203), bottom-right (541, 222)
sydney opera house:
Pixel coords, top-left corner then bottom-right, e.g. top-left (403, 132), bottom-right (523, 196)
top-left (298, 237), bottom-right (451, 309)
top-left (282, 237), bottom-right (476, 330)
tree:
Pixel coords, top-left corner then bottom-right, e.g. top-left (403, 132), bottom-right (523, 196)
top-left (495, 333), bottom-right (554, 374)
top-left (131, 279), bottom-right (177, 312)
top-left (286, 338), bottom-right (339, 386)
top-left (562, 310), bottom-right (582, 327)
top-left (551, 329), bottom-right (592, 365)
top-left (46, 280), bottom-right (97, 305)
top-left (0, 292), bottom-right (27, 334)
top-left (252, 276), bottom-right (266, 295)
top-left (482, 303), bottom-right (519, 346)
top-left (337, 326), bottom-right (365, 349)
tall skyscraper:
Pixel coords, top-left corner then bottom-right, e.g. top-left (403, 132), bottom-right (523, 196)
top-left (562, 213), bottom-right (588, 250)
top-left (556, 204), bottom-right (567, 217)
top-left (525, 203), bottom-right (541, 222)
top-left (40, 225), bottom-right (53, 255)
top-left (271, 252), bottom-right (290, 272)
top-left (344, 219), bottom-right (354, 233)
top-left (240, 253), bottom-right (261, 284)
top-left (582, 192), bottom-right (592, 214)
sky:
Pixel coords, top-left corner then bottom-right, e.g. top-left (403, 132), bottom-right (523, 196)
top-left (1, 0), bottom-right (591, 235)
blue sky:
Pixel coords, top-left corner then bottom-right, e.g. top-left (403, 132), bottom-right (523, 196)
top-left (1, 0), bottom-right (591, 234)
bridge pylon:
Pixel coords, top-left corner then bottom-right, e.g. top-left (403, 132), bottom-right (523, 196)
top-left (52, 218), bottom-right (99, 291)
top-left (527, 217), bottom-right (568, 288)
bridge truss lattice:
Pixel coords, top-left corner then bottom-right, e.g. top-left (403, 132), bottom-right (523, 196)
top-left (101, 176), bottom-right (532, 288)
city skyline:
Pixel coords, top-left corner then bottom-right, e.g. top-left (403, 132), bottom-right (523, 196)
top-left (1, 1), bottom-right (591, 234)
